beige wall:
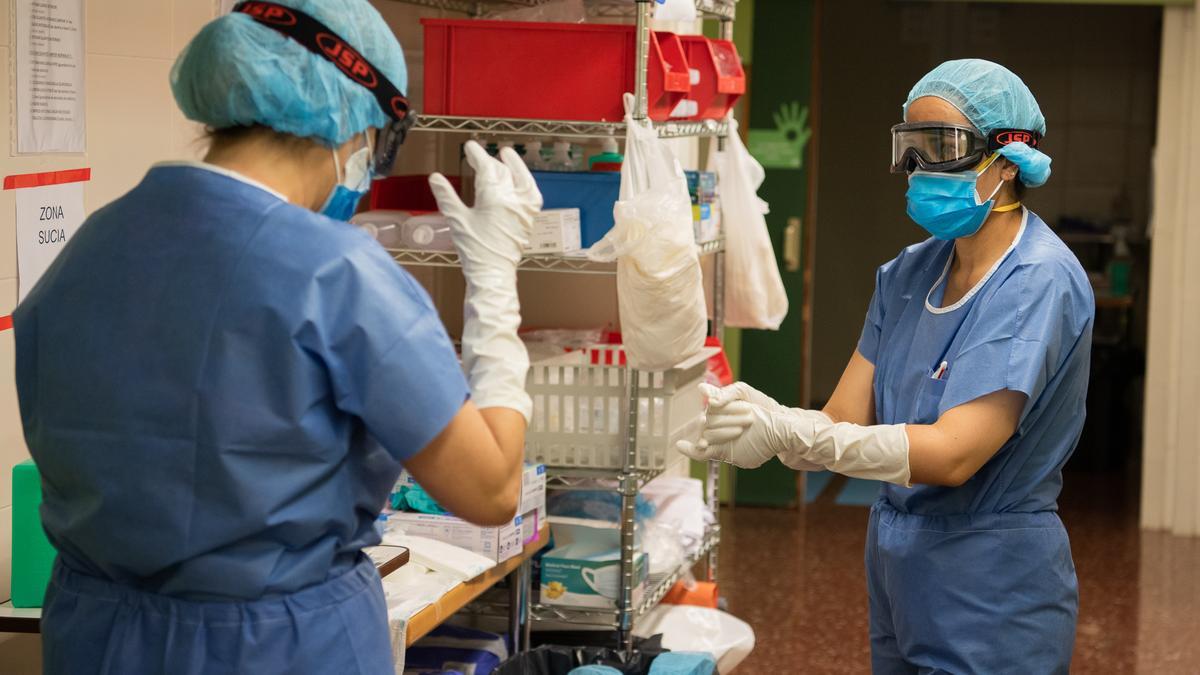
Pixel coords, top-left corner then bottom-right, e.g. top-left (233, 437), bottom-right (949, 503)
top-left (0, 0), bottom-right (218, 608)
top-left (811, 1), bottom-right (1161, 402)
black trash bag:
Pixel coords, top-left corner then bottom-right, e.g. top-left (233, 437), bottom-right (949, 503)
top-left (494, 636), bottom-right (668, 675)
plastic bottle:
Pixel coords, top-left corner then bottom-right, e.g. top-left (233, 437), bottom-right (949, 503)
top-left (523, 141), bottom-right (545, 171)
top-left (550, 141), bottom-right (576, 171)
top-left (1108, 226), bottom-right (1132, 297)
top-left (589, 135), bottom-right (624, 172)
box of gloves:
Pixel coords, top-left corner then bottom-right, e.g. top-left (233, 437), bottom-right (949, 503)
top-left (387, 511), bottom-right (523, 564)
top-left (520, 463), bottom-right (547, 545)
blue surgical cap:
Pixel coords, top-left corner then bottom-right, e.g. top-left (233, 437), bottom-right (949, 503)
top-left (904, 59), bottom-right (1051, 187)
top-left (171, 0), bottom-right (407, 147)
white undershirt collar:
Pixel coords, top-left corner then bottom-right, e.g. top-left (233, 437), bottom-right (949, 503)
top-left (154, 160), bottom-right (290, 203)
top-left (925, 207), bottom-right (1028, 315)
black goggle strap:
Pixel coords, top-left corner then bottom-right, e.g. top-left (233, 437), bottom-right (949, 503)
top-left (987, 128), bottom-right (1042, 152)
top-left (233, 1), bottom-right (411, 124)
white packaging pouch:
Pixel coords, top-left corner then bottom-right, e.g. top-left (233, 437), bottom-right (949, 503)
top-left (707, 116), bottom-right (789, 329)
top-left (588, 94), bottom-right (707, 371)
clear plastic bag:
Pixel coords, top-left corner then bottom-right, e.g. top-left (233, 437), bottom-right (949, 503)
top-left (707, 116), bottom-right (789, 329)
top-left (589, 94), bottom-right (707, 371)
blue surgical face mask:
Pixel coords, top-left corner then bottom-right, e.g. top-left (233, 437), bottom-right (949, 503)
top-left (905, 153), bottom-right (1004, 240)
top-left (320, 138), bottom-right (373, 221)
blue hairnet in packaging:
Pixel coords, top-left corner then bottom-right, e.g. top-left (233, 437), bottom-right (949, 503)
top-left (648, 652), bottom-right (717, 675)
top-left (548, 490), bottom-right (656, 523)
top-left (567, 666), bottom-right (624, 675)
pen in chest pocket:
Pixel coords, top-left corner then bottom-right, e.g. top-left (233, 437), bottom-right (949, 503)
top-left (932, 361), bottom-right (949, 380)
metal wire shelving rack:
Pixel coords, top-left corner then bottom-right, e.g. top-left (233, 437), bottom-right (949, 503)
top-left (387, 0), bottom-right (736, 655)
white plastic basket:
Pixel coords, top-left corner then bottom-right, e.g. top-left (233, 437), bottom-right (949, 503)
top-left (525, 345), bottom-right (717, 471)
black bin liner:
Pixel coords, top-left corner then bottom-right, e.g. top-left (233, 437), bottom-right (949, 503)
top-left (495, 635), bottom-right (667, 675)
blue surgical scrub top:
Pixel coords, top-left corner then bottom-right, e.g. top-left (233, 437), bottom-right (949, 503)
top-left (14, 163), bottom-right (469, 600)
top-left (858, 209), bottom-right (1094, 515)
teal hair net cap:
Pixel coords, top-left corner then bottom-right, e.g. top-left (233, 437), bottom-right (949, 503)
top-left (904, 59), bottom-right (1051, 187)
top-left (170, 0), bottom-right (407, 147)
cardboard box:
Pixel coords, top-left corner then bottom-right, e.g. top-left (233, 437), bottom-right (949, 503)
top-left (388, 511), bottom-right (523, 563)
top-left (520, 463), bottom-right (547, 545)
top-left (693, 202), bottom-right (721, 243)
top-left (541, 546), bottom-right (648, 609)
top-left (541, 516), bottom-right (648, 609)
top-left (525, 208), bottom-right (582, 254)
top-left (520, 508), bottom-right (540, 546)
top-left (522, 463), bottom-right (547, 520)
top-left (685, 170), bottom-right (717, 205)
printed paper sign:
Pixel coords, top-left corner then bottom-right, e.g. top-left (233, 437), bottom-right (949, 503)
top-left (4, 169), bottom-right (90, 301)
top-left (16, 0), bottom-right (86, 153)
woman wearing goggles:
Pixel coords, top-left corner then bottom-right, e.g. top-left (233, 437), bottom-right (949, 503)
top-left (682, 58), bottom-right (1091, 675)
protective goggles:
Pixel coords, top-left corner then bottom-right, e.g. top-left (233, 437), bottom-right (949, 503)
top-left (890, 122), bottom-right (1041, 174)
top-left (234, 1), bottom-right (416, 177)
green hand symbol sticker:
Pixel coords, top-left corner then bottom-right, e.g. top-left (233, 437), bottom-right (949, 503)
top-left (748, 101), bottom-right (812, 170)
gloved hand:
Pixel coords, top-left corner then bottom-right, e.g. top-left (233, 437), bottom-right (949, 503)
top-left (682, 383), bottom-right (826, 471)
top-left (430, 142), bottom-right (543, 422)
top-left (678, 383), bottom-right (912, 485)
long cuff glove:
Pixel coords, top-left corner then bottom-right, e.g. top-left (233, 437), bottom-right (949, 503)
top-left (430, 141), bottom-right (543, 422)
top-left (683, 383), bottom-right (826, 471)
top-left (679, 384), bottom-right (912, 485)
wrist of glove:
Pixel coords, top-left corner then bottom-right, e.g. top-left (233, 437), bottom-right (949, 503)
top-left (430, 141), bottom-right (542, 422)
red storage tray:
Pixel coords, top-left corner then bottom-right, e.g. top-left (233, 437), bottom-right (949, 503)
top-left (423, 19), bottom-right (691, 122)
top-left (679, 36), bottom-right (746, 120)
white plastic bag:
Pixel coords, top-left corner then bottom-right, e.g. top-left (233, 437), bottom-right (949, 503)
top-left (588, 94), bottom-right (707, 370)
top-left (633, 605), bottom-right (756, 672)
top-left (707, 116), bottom-right (789, 330)
top-left (654, 0), bottom-right (698, 21)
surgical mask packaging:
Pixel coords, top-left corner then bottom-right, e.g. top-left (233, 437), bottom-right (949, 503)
top-left (523, 208), bottom-right (582, 255)
top-left (541, 517), bottom-right (648, 609)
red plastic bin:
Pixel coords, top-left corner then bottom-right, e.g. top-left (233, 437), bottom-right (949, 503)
top-left (422, 19), bottom-right (691, 122)
top-left (679, 36), bottom-right (746, 120)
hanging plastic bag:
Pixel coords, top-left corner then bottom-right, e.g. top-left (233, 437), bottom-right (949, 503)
top-left (588, 94), bottom-right (707, 371)
top-left (707, 116), bottom-right (789, 329)
top-left (654, 0), bottom-right (698, 22)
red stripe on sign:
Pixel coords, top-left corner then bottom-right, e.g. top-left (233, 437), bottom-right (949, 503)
top-left (3, 168), bottom-right (91, 190)
top-left (0, 315), bottom-right (12, 332)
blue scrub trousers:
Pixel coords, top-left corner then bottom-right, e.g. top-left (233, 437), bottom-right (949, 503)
top-left (866, 501), bottom-right (1078, 674)
top-left (42, 557), bottom-right (394, 675)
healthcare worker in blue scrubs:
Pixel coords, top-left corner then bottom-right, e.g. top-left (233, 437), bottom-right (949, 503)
top-left (681, 59), bottom-right (1093, 673)
top-left (14, 1), bottom-right (541, 673)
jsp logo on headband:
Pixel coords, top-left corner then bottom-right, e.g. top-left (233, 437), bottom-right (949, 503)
top-left (316, 34), bottom-right (378, 88)
top-left (237, 1), bottom-right (296, 26)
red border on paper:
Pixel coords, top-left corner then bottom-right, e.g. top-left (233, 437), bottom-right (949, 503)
top-left (3, 168), bottom-right (91, 190)
top-left (0, 315), bottom-right (12, 332)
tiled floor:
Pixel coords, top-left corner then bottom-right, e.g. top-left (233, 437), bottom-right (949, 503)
top-left (717, 471), bottom-right (1200, 673)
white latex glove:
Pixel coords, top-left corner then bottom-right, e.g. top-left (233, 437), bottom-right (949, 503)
top-left (430, 142), bottom-right (543, 421)
top-left (678, 384), bottom-right (912, 485)
top-left (687, 383), bottom-right (826, 471)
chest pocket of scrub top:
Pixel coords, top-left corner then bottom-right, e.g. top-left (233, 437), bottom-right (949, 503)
top-left (914, 370), bottom-right (948, 424)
